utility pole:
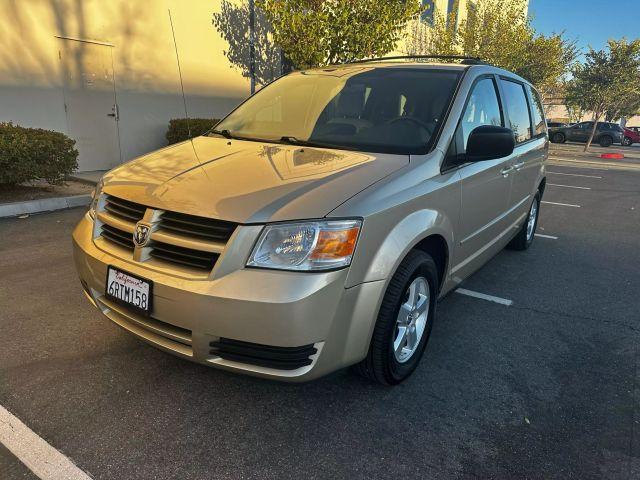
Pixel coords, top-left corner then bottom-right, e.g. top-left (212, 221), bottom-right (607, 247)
top-left (249, 0), bottom-right (256, 94)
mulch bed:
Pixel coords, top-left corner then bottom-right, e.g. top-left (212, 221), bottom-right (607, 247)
top-left (0, 180), bottom-right (94, 204)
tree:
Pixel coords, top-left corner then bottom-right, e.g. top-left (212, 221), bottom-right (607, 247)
top-left (565, 100), bottom-right (585, 124)
top-left (212, 1), bottom-right (282, 89)
top-left (566, 39), bottom-right (640, 150)
top-left (255, 0), bottom-right (423, 69)
top-left (407, 0), bottom-right (577, 99)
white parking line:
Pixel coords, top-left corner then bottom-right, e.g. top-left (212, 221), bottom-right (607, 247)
top-left (535, 233), bottom-right (558, 239)
top-left (0, 405), bottom-right (91, 480)
top-left (542, 201), bottom-right (581, 208)
top-left (547, 171), bottom-right (602, 179)
top-left (455, 288), bottom-right (513, 306)
top-left (547, 183), bottom-right (591, 190)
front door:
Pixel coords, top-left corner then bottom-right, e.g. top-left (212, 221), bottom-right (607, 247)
top-left (450, 76), bottom-right (514, 280)
top-left (567, 122), bottom-right (592, 142)
top-left (59, 38), bottom-right (121, 172)
top-left (498, 79), bottom-right (545, 221)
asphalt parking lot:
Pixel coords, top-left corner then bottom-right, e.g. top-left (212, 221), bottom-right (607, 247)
top-left (1, 157), bottom-right (640, 479)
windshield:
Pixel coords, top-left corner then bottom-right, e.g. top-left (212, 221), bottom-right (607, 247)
top-left (212, 67), bottom-right (462, 155)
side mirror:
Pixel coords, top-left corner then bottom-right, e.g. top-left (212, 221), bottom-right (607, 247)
top-left (466, 125), bottom-right (515, 162)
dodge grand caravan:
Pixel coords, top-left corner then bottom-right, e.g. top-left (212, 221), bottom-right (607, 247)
top-left (73, 57), bottom-right (547, 385)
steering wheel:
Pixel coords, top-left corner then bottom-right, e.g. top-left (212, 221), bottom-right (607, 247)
top-left (386, 116), bottom-right (434, 137)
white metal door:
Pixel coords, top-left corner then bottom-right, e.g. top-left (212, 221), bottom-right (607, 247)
top-left (59, 38), bottom-right (121, 172)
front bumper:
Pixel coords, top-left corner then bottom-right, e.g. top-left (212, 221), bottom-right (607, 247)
top-left (72, 213), bottom-right (384, 382)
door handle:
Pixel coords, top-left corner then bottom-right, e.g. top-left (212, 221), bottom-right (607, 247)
top-left (500, 166), bottom-right (514, 177)
top-left (107, 104), bottom-right (119, 120)
top-left (513, 162), bottom-right (525, 171)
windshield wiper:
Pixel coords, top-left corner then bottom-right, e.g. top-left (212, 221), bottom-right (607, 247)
top-left (210, 129), bottom-right (271, 144)
top-left (279, 136), bottom-right (328, 148)
top-left (211, 128), bottom-right (233, 139)
top-left (280, 135), bottom-right (305, 144)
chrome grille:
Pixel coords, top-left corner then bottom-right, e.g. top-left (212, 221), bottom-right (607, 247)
top-left (104, 195), bottom-right (146, 223)
top-left (149, 241), bottom-right (219, 270)
top-left (159, 211), bottom-right (237, 242)
top-left (97, 195), bottom-right (234, 273)
top-left (100, 224), bottom-right (134, 250)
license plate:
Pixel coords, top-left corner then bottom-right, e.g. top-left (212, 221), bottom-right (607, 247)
top-left (106, 266), bottom-right (152, 314)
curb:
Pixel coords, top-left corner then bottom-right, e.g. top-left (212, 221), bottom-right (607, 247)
top-left (68, 175), bottom-right (100, 186)
top-left (548, 158), bottom-right (640, 172)
top-left (0, 194), bottom-right (91, 219)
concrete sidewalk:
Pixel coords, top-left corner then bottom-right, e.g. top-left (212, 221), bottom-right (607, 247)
top-left (69, 170), bottom-right (107, 185)
top-left (550, 142), bottom-right (640, 161)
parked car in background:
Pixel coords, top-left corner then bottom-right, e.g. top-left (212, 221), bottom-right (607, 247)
top-left (547, 121), bottom-right (566, 129)
top-left (623, 126), bottom-right (640, 146)
top-left (550, 121), bottom-right (623, 147)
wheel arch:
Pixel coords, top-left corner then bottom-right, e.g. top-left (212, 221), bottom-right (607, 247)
top-left (538, 176), bottom-right (546, 196)
top-left (412, 234), bottom-right (449, 293)
top-left (347, 209), bottom-right (455, 293)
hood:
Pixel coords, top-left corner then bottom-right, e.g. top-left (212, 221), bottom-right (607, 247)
top-left (102, 136), bottom-right (408, 224)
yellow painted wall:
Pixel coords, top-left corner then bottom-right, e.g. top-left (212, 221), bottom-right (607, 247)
top-left (0, 0), bottom-right (257, 170)
top-left (0, 0), bottom-right (248, 95)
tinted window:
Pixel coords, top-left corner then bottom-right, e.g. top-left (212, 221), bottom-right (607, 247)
top-left (214, 68), bottom-right (461, 155)
top-left (460, 77), bottom-right (502, 149)
top-left (500, 79), bottom-right (532, 143)
top-left (526, 84), bottom-right (546, 136)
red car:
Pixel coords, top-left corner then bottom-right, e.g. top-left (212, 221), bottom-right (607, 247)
top-left (623, 126), bottom-right (640, 146)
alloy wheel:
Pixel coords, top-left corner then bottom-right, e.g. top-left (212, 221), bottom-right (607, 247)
top-left (526, 198), bottom-right (538, 241)
top-left (393, 277), bottom-right (429, 363)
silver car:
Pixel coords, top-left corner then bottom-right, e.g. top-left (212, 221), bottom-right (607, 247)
top-left (73, 58), bottom-right (547, 384)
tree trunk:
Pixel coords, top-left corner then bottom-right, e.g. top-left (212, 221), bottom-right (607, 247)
top-left (584, 113), bottom-right (601, 152)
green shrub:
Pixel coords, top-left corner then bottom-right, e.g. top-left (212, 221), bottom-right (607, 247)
top-left (0, 122), bottom-right (78, 186)
top-left (166, 118), bottom-right (220, 144)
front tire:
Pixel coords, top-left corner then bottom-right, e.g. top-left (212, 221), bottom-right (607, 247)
top-left (599, 135), bottom-right (613, 147)
top-left (354, 250), bottom-right (438, 385)
top-left (507, 192), bottom-right (540, 251)
top-left (552, 132), bottom-right (566, 143)
top-left (623, 136), bottom-right (633, 146)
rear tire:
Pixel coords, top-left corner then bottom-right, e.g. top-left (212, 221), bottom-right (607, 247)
top-left (507, 192), bottom-right (540, 251)
top-left (353, 250), bottom-right (438, 385)
top-left (599, 135), bottom-right (613, 147)
top-left (552, 132), bottom-right (565, 143)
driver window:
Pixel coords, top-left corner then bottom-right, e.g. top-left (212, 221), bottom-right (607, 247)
top-left (460, 78), bottom-right (503, 149)
top-left (444, 78), bottom-right (503, 170)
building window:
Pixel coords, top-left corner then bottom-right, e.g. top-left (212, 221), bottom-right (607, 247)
top-left (468, 1), bottom-right (478, 19)
top-left (421, 0), bottom-right (435, 25)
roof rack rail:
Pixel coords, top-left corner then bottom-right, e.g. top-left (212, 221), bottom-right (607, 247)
top-left (344, 55), bottom-right (488, 65)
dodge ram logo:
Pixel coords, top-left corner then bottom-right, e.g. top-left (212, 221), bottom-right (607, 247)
top-left (133, 222), bottom-right (151, 247)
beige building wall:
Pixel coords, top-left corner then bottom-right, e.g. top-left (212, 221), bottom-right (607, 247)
top-left (432, 0), bottom-right (530, 27)
top-left (0, 0), bottom-right (262, 171)
top-left (399, 0), bottom-right (529, 55)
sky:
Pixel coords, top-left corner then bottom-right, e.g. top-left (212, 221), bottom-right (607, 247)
top-left (529, 0), bottom-right (640, 56)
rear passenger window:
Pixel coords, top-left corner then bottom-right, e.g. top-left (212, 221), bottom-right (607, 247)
top-left (501, 79), bottom-right (532, 143)
top-left (460, 77), bottom-right (502, 149)
top-left (526, 85), bottom-right (546, 137)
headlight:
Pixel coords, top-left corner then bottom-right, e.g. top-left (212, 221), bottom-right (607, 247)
top-left (88, 179), bottom-right (104, 219)
top-left (247, 219), bottom-right (362, 271)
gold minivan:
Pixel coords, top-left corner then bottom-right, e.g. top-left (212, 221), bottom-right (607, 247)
top-left (73, 57), bottom-right (547, 384)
